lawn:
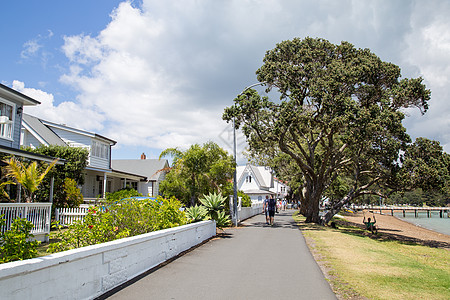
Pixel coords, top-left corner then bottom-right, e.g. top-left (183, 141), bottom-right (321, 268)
top-left (293, 213), bottom-right (450, 300)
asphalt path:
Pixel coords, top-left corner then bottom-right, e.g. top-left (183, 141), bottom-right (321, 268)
top-left (104, 210), bottom-right (337, 300)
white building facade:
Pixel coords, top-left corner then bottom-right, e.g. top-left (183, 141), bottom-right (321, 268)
top-left (236, 164), bottom-right (275, 203)
top-left (21, 113), bottom-right (146, 200)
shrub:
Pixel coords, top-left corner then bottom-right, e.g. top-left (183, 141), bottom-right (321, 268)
top-left (63, 178), bottom-right (83, 208)
top-left (48, 196), bottom-right (186, 252)
top-left (185, 205), bottom-right (207, 223)
top-left (199, 192), bottom-right (230, 229)
top-left (105, 188), bottom-right (142, 203)
top-left (238, 191), bottom-right (251, 207)
top-left (0, 216), bottom-right (40, 263)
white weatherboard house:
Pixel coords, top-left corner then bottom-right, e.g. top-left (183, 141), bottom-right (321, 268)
top-left (0, 84), bottom-right (64, 186)
top-left (112, 153), bottom-right (169, 197)
top-left (236, 164), bottom-right (275, 203)
top-left (21, 113), bottom-right (146, 200)
top-left (0, 84), bottom-right (65, 241)
top-left (270, 177), bottom-right (290, 200)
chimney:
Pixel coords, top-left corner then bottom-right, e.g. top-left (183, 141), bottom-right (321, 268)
top-left (140, 153), bottom-right (146, 160)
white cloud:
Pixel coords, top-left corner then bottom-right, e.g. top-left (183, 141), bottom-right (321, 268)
top-left (21, 40), bottom-right (42, 59)
top-left (402, 0), bottom-right (450, 152)
top-left (20, 30), bottom-right (54, 60)
top-left (10, 0), bottom-right (450, 157)
top-left (12, 80), bottom-right (104, 130)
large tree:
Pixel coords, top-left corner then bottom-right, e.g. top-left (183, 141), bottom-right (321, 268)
top-left (159, 142), bottom-right (235, 206)
top-left (224, 37), bottom-right (430, 223)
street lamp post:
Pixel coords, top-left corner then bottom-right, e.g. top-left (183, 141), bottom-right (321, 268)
top-left (232, 82), bottom-right (266, 227)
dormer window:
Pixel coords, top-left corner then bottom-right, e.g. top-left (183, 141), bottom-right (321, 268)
top-left (246, 175), bottom-right (252, 183)
top-left (0, 101), bottom-right (14, 139)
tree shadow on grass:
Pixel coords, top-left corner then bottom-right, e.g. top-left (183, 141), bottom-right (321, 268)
top-left (333, 219), bottom-right (450, 249)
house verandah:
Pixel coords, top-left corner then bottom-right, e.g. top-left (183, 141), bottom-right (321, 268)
top-left (81, 167), bottom-right (146, 203)
top-left (0, 145), bottom-right (65, 242)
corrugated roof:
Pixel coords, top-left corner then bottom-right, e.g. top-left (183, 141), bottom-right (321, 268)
top-left (22, 114), bottom-right (67, 146)
top-left (111, 159), bottom-right (169, 180)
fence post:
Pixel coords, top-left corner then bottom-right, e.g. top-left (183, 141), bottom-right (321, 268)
top-left (55, 208), bottom-right (60, 223)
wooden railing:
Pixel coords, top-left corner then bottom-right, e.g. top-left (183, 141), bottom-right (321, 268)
top-left (0, 203), bottom-right (52, 241)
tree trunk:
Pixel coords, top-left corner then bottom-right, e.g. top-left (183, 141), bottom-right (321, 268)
top-left (302, 181), bottom-right (322, 223)
top-left (321, 191), bottom-right (355, 224)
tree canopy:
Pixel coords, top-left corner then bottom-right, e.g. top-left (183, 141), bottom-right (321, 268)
top-left (224, 37), bottom-right (431, 223)
top-left (159, 142), bottom-right (235, 206)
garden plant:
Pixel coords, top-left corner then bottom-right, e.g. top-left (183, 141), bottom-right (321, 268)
top-left (0, 216), bottom-right (39, 263)
top-left (48, 196), bottom-right (186, 253)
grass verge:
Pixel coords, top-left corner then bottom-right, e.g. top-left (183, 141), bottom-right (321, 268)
top-left (293, 213), bottom-right (450, 300)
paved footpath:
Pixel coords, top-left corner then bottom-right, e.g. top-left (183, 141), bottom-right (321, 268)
top-left (104, 210), bottom-right (337, 300)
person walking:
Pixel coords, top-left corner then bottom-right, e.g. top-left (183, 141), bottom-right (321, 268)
top-left (263, 195), bottom-right (270, 224)
top-left (268, 196), bottom-right (277, 226)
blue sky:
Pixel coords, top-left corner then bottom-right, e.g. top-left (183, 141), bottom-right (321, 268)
top-left (1, 0), bottom-right (450, 162)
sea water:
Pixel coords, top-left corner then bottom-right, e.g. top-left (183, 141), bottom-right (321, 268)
top-left (393, 211), bottom-right (450, 236)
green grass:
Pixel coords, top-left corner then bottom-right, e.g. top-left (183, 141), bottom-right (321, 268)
top-left (293, 213), bottom-right (450, 300)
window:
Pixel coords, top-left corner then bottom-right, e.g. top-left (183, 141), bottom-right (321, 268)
top-left (246, 175), bottom-right (252, 183)
top-left (0, 101), bottom-right (14, 139)
top-left (91, 140), bottom-right (109, 159)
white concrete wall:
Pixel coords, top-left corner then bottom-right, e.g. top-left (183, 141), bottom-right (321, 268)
top-left (0, 220), bottom-right (216, 300)
top-left (238, 203), bottom-right (263, 222)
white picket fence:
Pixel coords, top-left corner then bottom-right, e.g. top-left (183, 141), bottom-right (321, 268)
top-left (0, 203), bottom-right (52, 242)
top-left (54, 205), bottom-right (90, 226)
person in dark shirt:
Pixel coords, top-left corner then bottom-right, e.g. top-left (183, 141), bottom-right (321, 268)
top-left (267, 196), bottom-right (277, 226)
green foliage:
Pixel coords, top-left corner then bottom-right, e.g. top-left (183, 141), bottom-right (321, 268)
top-left (47, 196), bottom-right (186, 252)
top-left (238, 191), bottom-right (251, 207)
top-left (105, 188), bottom-right (142, 203)
top-left (389, 189), bottom-right (448, 207)
top-left (214, 210), bottom-right (231, 229)
top-left (160, 142), bottom-right (235, 206)
top-left (63, 178), bottom-right (83, 208)
top-left (224, 37), bottom-right (431, 224)
top-left (199, 192), bottom-right (230, 228)
top-left (199, 192), bottom-right (225, 218)
top-left (23, 145), bottom-right (89, 206)
top-left (185, 205), bottom-right (207, 223)
top-left (400, 138), bottom-right (450, 194)
top-left (0, 216), bottom-right (40, 263)
top-left (0, 180), bottom-right (15, 203)
top-left (3, 157), bottom-right (57, 202)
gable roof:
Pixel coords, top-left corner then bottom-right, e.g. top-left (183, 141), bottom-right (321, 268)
top-left (22, 114), bottom-right (66, 146)
top-left (111, 159), bottom-right (169, 181)
top-left (40, 119), bottom-right (116, 145)
top-left (0, 83), bottom-right (40, 106)
top-left (237, 164), bottom-right (273, 189)
top-left (22, 113), bottom-right (117, 146)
